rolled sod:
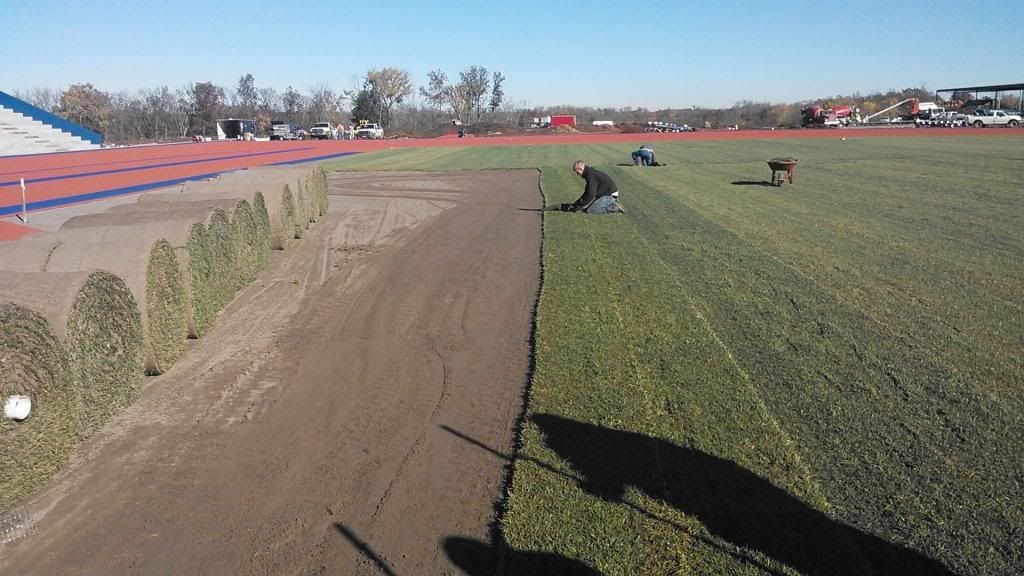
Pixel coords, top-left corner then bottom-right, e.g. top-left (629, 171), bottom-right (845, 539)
top-left (106, 196), bottom-right (271, 283)
top-left (294, 179), bottom-right (309, 238)
top-left (312, 166), bottom-right (329, 218)
top-left (252, 192), bottom-right (272, 270)
top-left (139, 166), bottom-right (322, 250)
top-left (0, 303), bottom-right (74, 513)
top-left (278, 183), bottom-right (298, 246)
top-left (184, 164), bottom-right (326, 231)
top-left (0, 225), bottom-right (191, 375)
top-left (70, 197), bottom-right (271, 340)
top-left (186, 209), bottom-right (236, 338)
top-left (64, 200), bottom-right (239, 228)
top-left (229, 199), bottom-right (261, 288)
top-left (0, 271), bottom-right (144, 439)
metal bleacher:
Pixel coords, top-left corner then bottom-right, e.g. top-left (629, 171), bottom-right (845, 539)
top-left (0, 90), bottom-right (103, 156)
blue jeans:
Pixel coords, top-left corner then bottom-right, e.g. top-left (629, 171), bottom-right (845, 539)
top-left (632, 150), bottom-right (654, 166)
top-left (586, 195), bottom-right (620, 214)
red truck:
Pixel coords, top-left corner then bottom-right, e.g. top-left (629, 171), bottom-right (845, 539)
top-left (801, 105), bottom-right (854, 127)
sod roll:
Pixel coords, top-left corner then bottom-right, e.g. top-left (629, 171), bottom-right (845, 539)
top-left (278, 183), bottom-right (298, 247)
top-left (0, 303), bottom-right (74, 513)
top-left (62, 200), bottom-right (239, 228)
top-left (139, 167), bottom-right (318, 250)
top-left (294, 179), bottom-right (309, 238)
top-left (67, 199), bottom-right (267, 341)
top-left (140, 185), bottom-right (292, 250)
top-left (312, 166), bottom-right (329, 218)
top-left (72, 196), bottom-right (271, 337)
top-left (0, 224), bottom-right (193, 374)
top-left (252, 191), bottom-right (272, 269)
top-left (228, 199), bottom-right (261, 288)
top-left (88, 198), bottom-right (270, 301)
top-left (0, 271), bottom-right (143, 438)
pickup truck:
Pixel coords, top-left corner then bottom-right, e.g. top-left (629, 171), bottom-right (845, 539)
top-left (309, 122), bottom-right (334, 140)
top-left (964, 109), bottom-right (1021, 128)
top-left (354, 123), bottom-right (384, 139)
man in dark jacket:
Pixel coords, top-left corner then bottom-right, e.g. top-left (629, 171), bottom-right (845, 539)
top-left (559, 161), bottom-right (625, 213)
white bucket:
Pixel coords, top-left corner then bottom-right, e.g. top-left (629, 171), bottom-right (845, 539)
top-left (4, 395), bottom-right (31, 421)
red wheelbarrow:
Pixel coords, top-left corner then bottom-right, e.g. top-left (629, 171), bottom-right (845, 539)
top-left (767, 157), bottom-right (798, 186)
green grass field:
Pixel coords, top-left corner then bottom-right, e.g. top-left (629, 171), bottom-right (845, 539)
top-left (322, 135), bottom-right (1024, 575)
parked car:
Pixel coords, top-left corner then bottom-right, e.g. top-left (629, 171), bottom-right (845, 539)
top-left (309, 122), bottom-right (334, 140)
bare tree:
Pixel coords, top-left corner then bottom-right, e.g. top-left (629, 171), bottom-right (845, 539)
top-left (236, 73), bottom-right (258, 120)
top-left (256, 87), bottom-right (280, 134)
top-left (366, 67), bottom-right (413, 128)
top-left (257, 87), bottom-right (280, 114)
top-left (106, 91), bottom-right (138, 141)
top-left (13, 87), bottom-right (60, 112)
top-left (175, 83), bottom-right (196, 137)
top-left (140, 86), bottom-right (179, 140)
top-left (459, 66), bottom-right (490, 122)
top-left (282, 86), bottom-right (306, 126)
top-left (307, 83), bottom-right (339, 124)
top-left (419, 69), bottom-right (467, 122)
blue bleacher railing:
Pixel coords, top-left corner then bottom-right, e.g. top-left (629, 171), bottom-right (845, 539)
top-left (0, 90), bottom-right (103, 145)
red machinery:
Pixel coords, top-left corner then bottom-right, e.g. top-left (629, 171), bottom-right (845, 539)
top-left (800, 105), bottom-right (855, 127)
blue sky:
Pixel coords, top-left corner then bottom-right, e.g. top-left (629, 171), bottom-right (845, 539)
top-left (2, 0), bottom-right (1021, 108)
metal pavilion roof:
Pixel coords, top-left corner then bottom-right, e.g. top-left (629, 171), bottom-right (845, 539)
top-left (937, 83), bottom-right (1024, 93)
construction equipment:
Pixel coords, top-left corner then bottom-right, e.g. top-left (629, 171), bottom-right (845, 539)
top-left (861, 98), bottom-right (920, 124)
top-left (801, 105), bottom-right (855, 127)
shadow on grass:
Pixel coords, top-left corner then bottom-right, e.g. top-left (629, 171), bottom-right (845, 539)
top-left (731, 180), bottom-right (775, 186)
top-left (444, 536), bottom-right (603, 576)
top-left (531, 414), bottom-right (957, 576)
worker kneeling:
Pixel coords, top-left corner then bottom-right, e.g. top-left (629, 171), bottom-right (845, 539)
top-left (631, 145), bottom-right (656, 166)
top-left (554, 161), bottom-right (625, 214)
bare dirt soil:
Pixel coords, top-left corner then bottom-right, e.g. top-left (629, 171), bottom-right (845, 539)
top-left (0, 169), bottom-right (542, 575)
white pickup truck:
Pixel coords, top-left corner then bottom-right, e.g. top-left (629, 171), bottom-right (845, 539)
top-left (308, 122), bottom-right (334, 140)
top-left (354, 123), bottom-right (384, 139)
top-left (964, 109), bottom-right (1021, 128)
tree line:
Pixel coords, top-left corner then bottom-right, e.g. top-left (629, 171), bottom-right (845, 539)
top-left (12, 66), bottom-right (510, 143)
top-left (14, 77), bottom-right (1016, 144)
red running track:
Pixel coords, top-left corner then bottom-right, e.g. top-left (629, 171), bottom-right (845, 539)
top-left (1, 127), bottom-right (1022, 241)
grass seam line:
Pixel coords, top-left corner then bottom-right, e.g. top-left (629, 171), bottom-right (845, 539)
top-left (622, 197), bottom-right (835, 515)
